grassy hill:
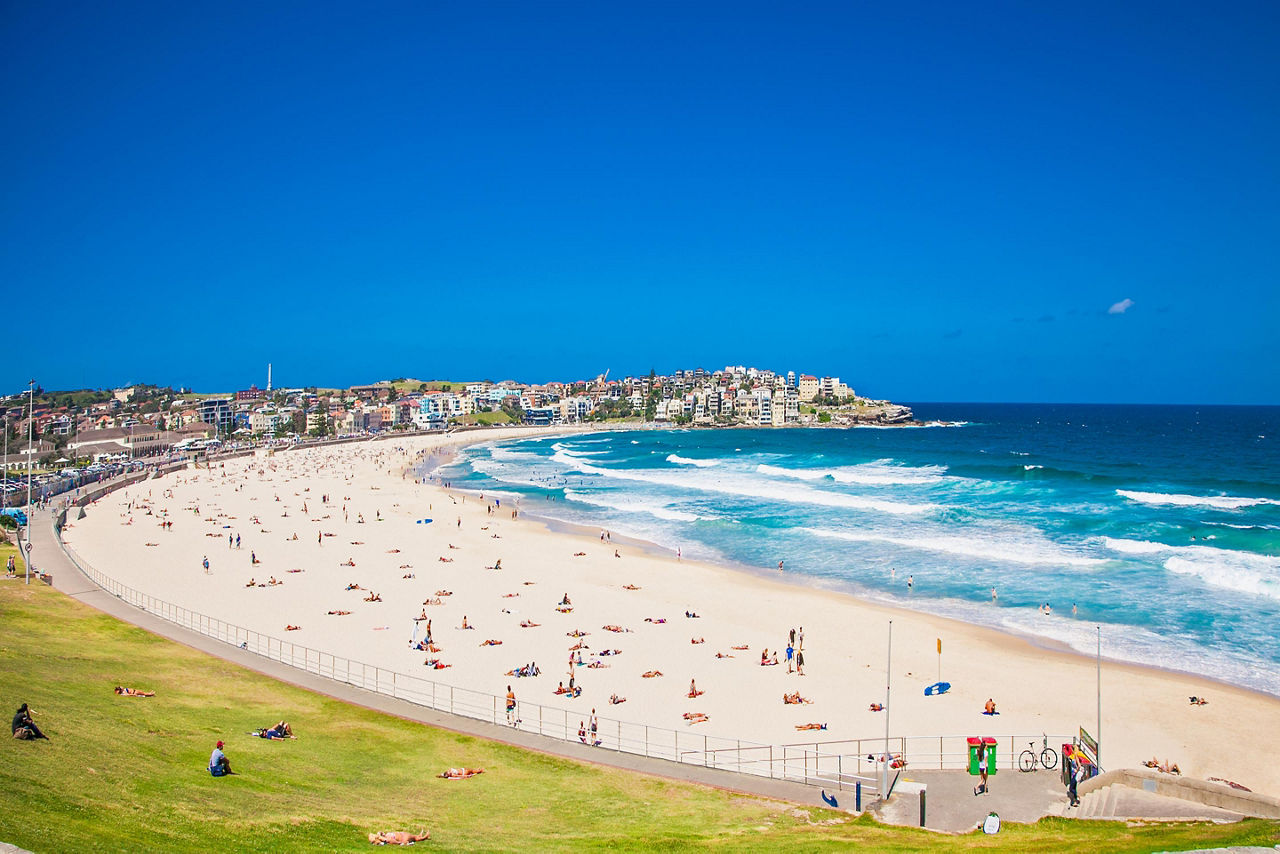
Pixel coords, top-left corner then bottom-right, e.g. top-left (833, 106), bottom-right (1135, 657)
top-left (1, 580), bottom-right (1276, 851)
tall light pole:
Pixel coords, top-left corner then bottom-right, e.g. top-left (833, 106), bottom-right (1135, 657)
top-left (883, 619), bottom-right (893, 797)
top-left (1096, 625), bottom-right (1102, 768)
top-left (25, 379), bottom-right (34, 585)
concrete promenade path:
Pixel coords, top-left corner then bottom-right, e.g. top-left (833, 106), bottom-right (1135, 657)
top-left (31, 501), bottom-right (833, 812)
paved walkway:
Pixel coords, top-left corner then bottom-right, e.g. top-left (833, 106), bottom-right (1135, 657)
top-left (881, 767), bottom-right (1073, 832)
top-left (31, 502), bottom-right (831, 811)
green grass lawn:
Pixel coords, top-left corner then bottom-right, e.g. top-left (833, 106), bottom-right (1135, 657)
top-left (1, 581), bottom-right (1276, 852)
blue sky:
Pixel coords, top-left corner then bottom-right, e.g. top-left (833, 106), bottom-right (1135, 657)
top-left (3, 1), bottom-right (1278, 403)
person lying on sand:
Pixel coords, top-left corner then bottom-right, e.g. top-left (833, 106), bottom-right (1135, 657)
top-left (245, 579), bottom-right (257, 587)
top-left (622, 584), bottom-right (640, 590)
top-left (760, 651), bottom-right (779, 666)
top-left (114, 686), bottom-right (155, 697)
top-left (481, 639), bottom-right (502, 646)
top-left (573, 552), bottom-right (587, 557)
top-left (598, 649), bottom-right (621, 656)
top-left (502, 593), bottom-right (519, 598)
top-left (363, 592), bottom-right (382, 602)
top-left (435, 590), bottom-right (453, 597)
top-left (609, 694), bottom-right (626, 704)
top-left (682, 712), bottom-right (709, 724)
top-left (328, 610), bottom-right (352, 616)
top-left (685, 611), bottom-right (700, 618)
top-left (642, 670), bottom-right (663, 678)
top-left (567, 629), bottom-right (589, 638)
top-left (422, 597), bottom-right (443, 606)
top-left (1189, 695), bottom-right (1208, 705)
top-left (602, 625), bottom-right (630, 633)
top-left (731, 644), bottom-right (748, 650)
top-left (424, 659), bottom-right (451, 669)
top-left (586, 661), bottom-right (609, 669)
top-left (520, 620), bottom-right (540, 628)
top-left (556, 605), bottom-right (573, 613)
top-left (690, 637), bottom-right (705, 644)
top-left (341, 559), bottom-right (356, 567)
top-left (369, 829), bottom-right (430, 845)
top-left (285, 625), bottom-right (301, 631)
top-left (783, 692), bottom-right (811, 705)
top-left (437, 556), bottom-right (454, 563)
top-left (345, 583), bottom-right (363, 590)
top-left (448, 543), bottom-right (460, 550)
top-left (715, 652), bottom-right (734, 659)
top-left (795, 723), bottom-right (828, 731)
top-left (643, 617), bottom-right (666, 624)
top-left (439, 767), bottom-right (483, 779)
top-left (868, 703), bottom-right (884, 712)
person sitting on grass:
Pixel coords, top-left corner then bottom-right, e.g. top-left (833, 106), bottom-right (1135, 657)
top-left (368, 829), bottom-right (430, 845)
top-left (209, 740), bottom-right (233, 776)
top-left (114, 686), bottom-right (156, 697)
top-left (11, 703), bottom-right (49, 740)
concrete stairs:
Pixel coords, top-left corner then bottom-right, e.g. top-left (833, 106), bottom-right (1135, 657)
top-left (1076, 783), bottom-right (1244, 822)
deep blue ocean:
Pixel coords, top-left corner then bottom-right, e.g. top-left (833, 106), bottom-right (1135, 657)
top-left (435, 405), bottom-right (1280, 695)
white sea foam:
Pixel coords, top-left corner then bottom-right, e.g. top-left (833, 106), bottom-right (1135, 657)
top-left (563, 489), bottom-right (705, 523)
top-left (1024, 465), bottom-right (1044, 471)
top-left (1103, 537), bottom-right (1171, 555)
top-left (805, 527), bottom-right (1105, 567)
top-left (562, 460), bottom-right (938, 515)
top-left (756, 460), bottom-right (947, 486)
top-left (666, 454), bottom-right (722, 468)
top-left (1164, 551), bottom-right (1280, 600)
top-left (1116, 489), bottom-right (1280, 510)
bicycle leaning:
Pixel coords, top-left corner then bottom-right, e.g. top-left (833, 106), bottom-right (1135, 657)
top-left (1018, 735), bottom-right (1059, 772)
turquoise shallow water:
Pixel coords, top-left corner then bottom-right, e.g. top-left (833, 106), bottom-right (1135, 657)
top-left (436, 404), bottom-right (1280, 695)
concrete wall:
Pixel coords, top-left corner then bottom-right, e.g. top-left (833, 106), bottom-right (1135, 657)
top-left (1078, 767), bottom-right (1280, 819)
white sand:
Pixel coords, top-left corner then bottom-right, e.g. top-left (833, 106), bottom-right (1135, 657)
top-left (61, 429), bottom-right (1280, 795)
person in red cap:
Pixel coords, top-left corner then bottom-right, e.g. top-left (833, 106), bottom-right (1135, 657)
top-left (209, 740), bottom-right (233, 776)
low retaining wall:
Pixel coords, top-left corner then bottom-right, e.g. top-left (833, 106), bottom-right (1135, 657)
top-left (1078, 767), bottom-right (1280, 818)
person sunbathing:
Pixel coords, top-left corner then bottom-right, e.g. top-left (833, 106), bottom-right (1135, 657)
top-left (255, 721), bottom-right (293, 739)
top-left (644, 617), bottom-right (666, 624)
top-left (421, 597), bottom-right (443, 606)
top-left (715, 652), bottom-right (734, 658)
top-left (783, 692), bottom-right (811, 705)
top-left (688, 680), bottom-right (703, 698)
top-left (437, 556), bottom-right (454, 563)
top-left (554, 683), bottom-right (569, 694)
top-left (368, 829), bottom-right (430, 845)
top-left (327, 609), bottom-right (351, 615)
top-left (386, 548), bottom-right (401, 554)
top-left (868, 703), bottom-right (884, 712)
top-left (345, 583), bottom-right (362, 590)
top-left (642, 670), bottom-right (663, 678)
top-left (402, 573), bottom-right (415, 579)
top-left (481, 639), bottom-right (502, 646)
top-left (448, 543), bottom-right (460, 550)
top-left (285, 625), bottom-right (301, 631)
top-left (567, 629), bottom-right (589, 638)
top-left (245, 579), bottom-right (257, 587)
top-left (424, 659), bottom-right (451, 669)
top-left (1189, 695), bottom-right (1208, 705)
top-left (559, 594), bottom-right (572, 606)
top-left (622, 584), bottom-right (640, 590)
top-left (287, 568), bottom-right (304, 573)
top-left (416, 610), bottom-right (429, 620)
top-left (556, 605), bottom-right (573, 613)
top-left (586, 661), bottom-right (609, 669)
top-left (795, 723), bottom-right (828, 731)
top-left (602, 625), bottom-right (629, 633)
top-left (760, 651), bottom-right (779, 666)
top-left (573, 552), bottom-right (587, 557)
top-left (363, 592), bottom-right (382, 602)
top-left (502, 593), bottom-right (519, 598)
top-left (984, 698), bottom-right (997, 715)
top-left (114, 686), bottom-right (155, 697)
top-left (685, 611), bottom-right (700, 618)
top-left (439, 767), bottom-right (484, 779)
top-left (730, 644), bottom-right (748, 650)
top-left (609, 694), bottom-right (626, 705)
top-left (682, 712), bottom-right (709, 724)
top-left (460, 616), bottom-right (473, 629)
top-left (341, 559), bottom-right (356, 567)
top-left (598, 649), bottom-right (621, 656)
top-left (435, 590), bottom-right (453, 597)
top-left (520, 620), bottom-right (540, 628)
top-left (690, 637), bottom-right (705, 644)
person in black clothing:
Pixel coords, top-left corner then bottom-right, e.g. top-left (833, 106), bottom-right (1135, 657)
top-left (12, 703), bottom-right (49, 740)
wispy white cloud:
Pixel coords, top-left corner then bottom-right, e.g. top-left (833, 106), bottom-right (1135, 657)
top-left (1108, 298), bottom-right (1134, 315)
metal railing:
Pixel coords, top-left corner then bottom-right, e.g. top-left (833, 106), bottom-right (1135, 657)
top-left (54, 504), bottom-right (880, 800)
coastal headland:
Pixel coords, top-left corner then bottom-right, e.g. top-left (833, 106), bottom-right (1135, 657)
top-left (61, 427), bottom-right (1280, 797)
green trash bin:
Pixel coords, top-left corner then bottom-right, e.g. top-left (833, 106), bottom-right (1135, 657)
top-left (967, 737), bottom-right (998, 775)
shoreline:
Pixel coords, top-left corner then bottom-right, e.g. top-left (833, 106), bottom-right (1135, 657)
top-left (432, 429), bottom-right (1275, 704)
top-left (60, 428), bottom-right (1280, 796)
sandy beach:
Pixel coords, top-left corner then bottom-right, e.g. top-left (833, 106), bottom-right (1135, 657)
top-left (60, 428), bottom-right (1280, 796)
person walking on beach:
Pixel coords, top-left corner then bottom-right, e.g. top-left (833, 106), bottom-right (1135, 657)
top-left (789, 627), bottom-right (796, 647)
top-left (786, 642), bottom-right (794, 673)
top-left (506, 686), bottom-right (517, 724)
top-left (796, 649), bottom-right (805, 676)
top-left (798, 627), bottom-right (804, 650)
top-left (974, 744), bottom-right (989, 795)
top-left (203, 555), bottom-right (210, 573)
